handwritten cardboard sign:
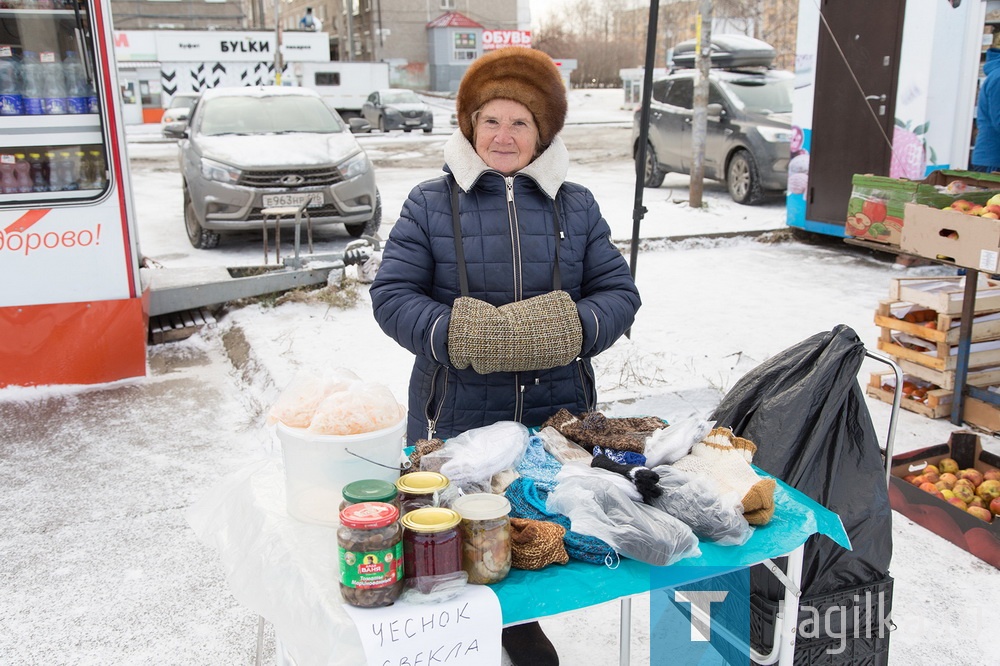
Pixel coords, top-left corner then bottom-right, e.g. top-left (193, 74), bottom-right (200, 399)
top-left (343, 585), bottom-right (503, 666)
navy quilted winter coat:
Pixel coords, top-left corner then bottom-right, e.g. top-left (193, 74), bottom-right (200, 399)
top-left (371, 131), bottom-right (641, 445)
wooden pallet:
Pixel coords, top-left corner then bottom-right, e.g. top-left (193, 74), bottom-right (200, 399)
top-left (866, 371), bottom-right (952, 419)
top-left (888, 276), bottom-right (1000, 315)
top-left (149, 308), bottom-right (216, 345)
top-left (877, 327), bottom-right (1000, 371)
top-left (874, 300), bottom-right (1000, 346)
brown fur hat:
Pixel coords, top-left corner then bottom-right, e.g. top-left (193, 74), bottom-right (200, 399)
top-left (456, 47), bottom-right (567, 149)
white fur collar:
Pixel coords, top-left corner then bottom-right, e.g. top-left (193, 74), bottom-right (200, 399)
top-left (443, 130), bottom-right (569, 200)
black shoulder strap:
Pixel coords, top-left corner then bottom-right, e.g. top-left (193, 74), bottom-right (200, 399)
top-left (448, 176), bottom-right (470, 298)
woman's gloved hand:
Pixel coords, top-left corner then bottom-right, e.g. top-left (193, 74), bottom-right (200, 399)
top-left (448, 291), bottom-right (583, 374)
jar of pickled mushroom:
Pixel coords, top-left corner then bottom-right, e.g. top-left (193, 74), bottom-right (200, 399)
top-left (337, 502), bottom-right (404, 607)
top-left (451, 493), bottom-right (512, 585)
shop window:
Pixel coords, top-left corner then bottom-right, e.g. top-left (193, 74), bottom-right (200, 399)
top-left (441, 0), bottom-right (456, 10)
top-left (315, 72), bottom-right (341, 86)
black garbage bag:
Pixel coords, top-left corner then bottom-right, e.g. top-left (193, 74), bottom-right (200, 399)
top-left (710, 324), bottom-right (891, 598)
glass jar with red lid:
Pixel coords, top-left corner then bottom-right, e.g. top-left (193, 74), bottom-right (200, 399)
top-left (337, 501), bottom-right (404, 607)
top-left (400, 506), bottom-right (463, 593)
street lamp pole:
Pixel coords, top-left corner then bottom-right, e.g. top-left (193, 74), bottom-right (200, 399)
top-left (274, 0), bottom-right (283, 84)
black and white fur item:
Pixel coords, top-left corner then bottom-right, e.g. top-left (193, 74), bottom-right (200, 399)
top-left (590, 454), bottom-right (662, 504)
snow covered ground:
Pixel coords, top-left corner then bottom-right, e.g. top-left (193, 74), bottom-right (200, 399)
top-left (1, 89), bottom-right (998, 665)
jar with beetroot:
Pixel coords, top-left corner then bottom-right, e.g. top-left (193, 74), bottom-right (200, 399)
top-left (400, 506), bottom-right (463, 593)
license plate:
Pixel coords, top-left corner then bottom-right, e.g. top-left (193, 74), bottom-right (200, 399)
top-left (405, 119), bottom-right (421, 125)
top-left (262, 192), bottom-right (324, 208)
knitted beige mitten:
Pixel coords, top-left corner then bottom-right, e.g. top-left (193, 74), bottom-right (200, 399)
top-left (671, 427), bottom-right (776, 525)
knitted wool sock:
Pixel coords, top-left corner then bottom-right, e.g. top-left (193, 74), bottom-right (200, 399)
top-left (509, 518), bottom-right (569, 570)
top-left (671, 427), bottom-right (776, 525)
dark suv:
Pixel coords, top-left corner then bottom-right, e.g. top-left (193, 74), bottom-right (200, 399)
top-left (632, 67), bottom-right (793, 204)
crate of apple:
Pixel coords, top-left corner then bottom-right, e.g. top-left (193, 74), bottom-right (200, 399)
top-left (903, 458), bottom-right (1000, 523)
top-left (947, 192), bottom-right (1000, 219)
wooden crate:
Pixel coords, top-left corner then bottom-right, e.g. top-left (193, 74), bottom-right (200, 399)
top-left (895, 358), bottom-right (1000, 390)
top-left (888, 276), bottom-right (1000, 315)
top-left (874, 300), bottom-right (1000, 346)
top-left (877, 326), bottom-right (1000, 371)
top-left (866, 371), bottom-right (952, 419)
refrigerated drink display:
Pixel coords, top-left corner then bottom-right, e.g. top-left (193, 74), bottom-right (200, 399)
top-left (0, 0), bottom-right (108, 204)
top-left (0, 49), bottom-right (22, 116)
top-left (21, 51), bottom-right (43, 115)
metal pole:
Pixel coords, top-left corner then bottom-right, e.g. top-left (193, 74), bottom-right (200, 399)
top-left (346, 0), bottom-right (355, 62)
top-left (690, 0), bottom-right (712, 208)
top-left (273, 0), bottom-right (282, 85)
top-left (626, 0), bottom-right (660, 339)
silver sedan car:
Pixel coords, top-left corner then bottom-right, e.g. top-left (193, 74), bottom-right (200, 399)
top-left (178, 86), bottom-right (380, 249)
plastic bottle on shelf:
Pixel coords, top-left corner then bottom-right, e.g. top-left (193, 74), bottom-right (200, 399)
top-left (40, 51), bottom-right (67, 115)
top-left (75, 150), bottom-right (92, 189)
top-left (88, 149), bottom-right (106, 189)
top-left (21, 51), bottom-right (43, 116)
top-left (28, 152), bottom-right (48, 192)
top-left (0, 156), bottom-right (18, 195)
top-left (86, 78), bottom-right (98, 114)
top-left (14, 153), bottom-right (31, 193)
top-left (63, 51), bottom-right (88, 114)
top-left (44, 150), bottom-right (64, 190)
top-left (0, 51), bottom-right (23, 116)
top-left (56, 151), bottom-right (77, 190)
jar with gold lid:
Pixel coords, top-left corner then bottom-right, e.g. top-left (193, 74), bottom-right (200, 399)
top-left (401, 506), bottom-right (463, 593)
top-left (451, 493), bottom-right (512, 584)
top-left (395, 471), bottom-right (450, 515)
top-left (337, 502), bottom-right (404, 607)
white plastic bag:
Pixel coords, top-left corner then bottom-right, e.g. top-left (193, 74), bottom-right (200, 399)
top-left (267, 368), bottom-right (361, 427)
top-left (546, 475), bottom-right (700, 566)
top-left (308, 381), bottom-right (403, 435)
top-left (651, 465), bottom-right (753, 546)
top-left (643, 417), bottom-right (714, 467)
top-left (421, 422), bottom-right (530, 493)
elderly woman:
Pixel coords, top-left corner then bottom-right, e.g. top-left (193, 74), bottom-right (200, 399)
top-left (370, 47), bottom-right (641, 665)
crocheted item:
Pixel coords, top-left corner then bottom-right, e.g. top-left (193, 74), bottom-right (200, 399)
top-left (510, 518), bottom-right (569, 570)
top-left (671, 427), bottom-right (776, 525)
top-left (541, 409), bottom-right (664, 454)
top-left (515, 435), bottom-right (563, 493)
top-left (505, 477), bottom-right (614, 565)
top-left (593, 445), bottom-right (646, 466)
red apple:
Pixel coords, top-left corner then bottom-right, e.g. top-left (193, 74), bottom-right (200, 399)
top-left (958, 469), bottom-right (984, 487)
top-left (951, 199), bottom-right (976, 212)
top-left (990, 497), bottom-right (1000, 517)
top-left (967, 506), bottom-right (993, 523)
top-left (953, 483), bottom-right (976, 505)
top-left (938, 472), bottom-right (958, 488)
top-left (982, 212), bottom-right (999, 219)
top-left (969, 496), bottom-right (986, 510)
top-left (923, 464), bottom-right (940, 476)
top-left (983, 469), bottom-right (1000, 482)
top-left (947, 497), bottom-right (968, 511)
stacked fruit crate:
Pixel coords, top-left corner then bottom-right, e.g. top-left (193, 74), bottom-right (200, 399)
top-left (867, 276), bottom-right (1000, 429)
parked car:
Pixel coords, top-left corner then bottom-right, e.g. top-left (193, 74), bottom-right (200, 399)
top-left (161, 92), bottom-right (200, 139)
top-left (361, 88), bottom-right (434, 133)
top-left (178, 86), bottom-right (380, 249)
top-left (632, 67), bottom-right (793, 204)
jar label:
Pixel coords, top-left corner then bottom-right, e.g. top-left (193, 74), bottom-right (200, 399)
top-left (339, 541), bottom-right (403, 589)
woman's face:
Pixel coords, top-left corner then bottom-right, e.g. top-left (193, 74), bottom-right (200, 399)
top-left (473, 98), bottom-right (539, 175)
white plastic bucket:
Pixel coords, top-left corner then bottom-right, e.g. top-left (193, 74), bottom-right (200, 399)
top-left (276, 413), bottom-right (406, 526)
